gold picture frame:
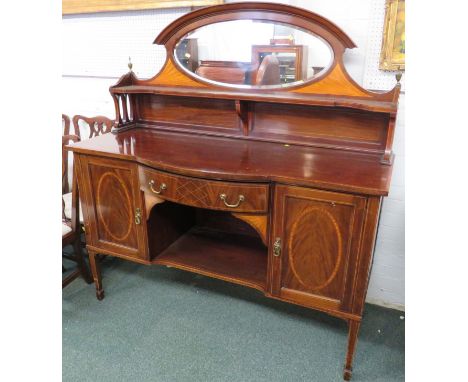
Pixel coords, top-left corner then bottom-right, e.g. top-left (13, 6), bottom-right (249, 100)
top-left (63, 0), bottom-right (224, 15)
top-left (379, 0), bottom-right (405, 71)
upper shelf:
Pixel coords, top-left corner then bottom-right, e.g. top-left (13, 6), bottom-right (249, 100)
top-left (111, 84), bottom-right (398, 114)
top-left (107, 2), bottom-right (401, 165)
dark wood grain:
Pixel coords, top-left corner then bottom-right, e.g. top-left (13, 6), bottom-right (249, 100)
top-left (139, 166), bottom-right (270, 213)
top-left (69, 128), bottom-right (393, 196)
top-left (146, 201), bottom-right (196, 259)
top-left (112, 84), bottom-right (398, 113)
top-left (154, 227), bottom-right (267, 291)
top-left (76, 156), bottom-right (149, 261)
top-left (155, 2), bottom-right (357, 49)
top-left (110, 84), bottom-right (399, 161)
top-left (250, 103), bottom-right (389, 152)
top-left (138, 94), bottom-right (241, 133)
top-left (269, 185), bottom-right (366, 313)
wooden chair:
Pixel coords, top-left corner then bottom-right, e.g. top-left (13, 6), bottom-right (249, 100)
top-left (72, 115), bottom-right (114, 139)
top-left (62, 114), bottom-right (71, 135)
top-left (63, 115), bottom-right (114, 223)
top-left (62, 114), bottom-right (71, 193)
top-left (254, 55), bottom-right (281, 86)
top-left (62, 134), bottom-right (92, 288)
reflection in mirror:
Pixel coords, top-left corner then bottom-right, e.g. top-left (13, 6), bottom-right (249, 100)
top-left (174, 20), bottom-right (333, 89)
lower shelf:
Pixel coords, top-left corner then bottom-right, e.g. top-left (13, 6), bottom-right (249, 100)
top-left (153, 227), bottom-right (267, 291)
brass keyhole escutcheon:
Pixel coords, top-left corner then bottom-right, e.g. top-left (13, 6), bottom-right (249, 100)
top-left (273, 237), bottom-right (281, 257)
top-left (135, 208), bottom-right (142, 225)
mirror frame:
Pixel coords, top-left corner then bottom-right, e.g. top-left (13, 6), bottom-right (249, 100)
top-left (154, 2), bottom-right (356, 91)
top-left (172, 19), bottom-right (335, 89)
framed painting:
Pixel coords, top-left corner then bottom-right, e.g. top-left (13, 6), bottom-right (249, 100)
top-left (63, 0), bottom-right (224, 15)
top-left (379, 0), bottom-right (405, 71)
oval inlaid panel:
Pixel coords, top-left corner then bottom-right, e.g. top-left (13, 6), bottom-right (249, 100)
top-left (288, 207), bottom-right (342, 291)
top-left (96, 172), bottom-right (133, 241)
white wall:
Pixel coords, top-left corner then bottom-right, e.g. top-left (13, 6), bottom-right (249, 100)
top-left (62, 0), bottom-right (404, 310)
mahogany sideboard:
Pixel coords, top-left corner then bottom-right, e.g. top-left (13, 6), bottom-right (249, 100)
top-left (67, 3), bottom-right (400, 380)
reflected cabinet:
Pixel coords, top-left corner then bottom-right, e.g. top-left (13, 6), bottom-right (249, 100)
top-left (68, 3), bottom-right (401, 380)
top-left (252, 44), bottom-right (308, 84)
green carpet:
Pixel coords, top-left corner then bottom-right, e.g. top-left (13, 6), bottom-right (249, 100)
top-left (63, 256), bottom-right (404, 382)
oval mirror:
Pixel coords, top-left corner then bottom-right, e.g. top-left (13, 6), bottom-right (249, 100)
top-left (174, 20), bottom-right (334, 89)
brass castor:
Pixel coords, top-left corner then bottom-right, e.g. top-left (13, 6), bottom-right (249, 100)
top-left (343, 366), bottom-right (352, 381)
top-left (96, 290), bottom-right (105, 301)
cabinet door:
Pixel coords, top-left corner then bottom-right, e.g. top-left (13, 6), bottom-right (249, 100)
top-left (78, 156), bottom-right (148, 261)
top-left (269, 185), bottom-right (366, 313)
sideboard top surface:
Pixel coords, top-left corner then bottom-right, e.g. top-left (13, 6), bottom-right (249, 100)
top-left (68, 127), bottom-right (393, 196)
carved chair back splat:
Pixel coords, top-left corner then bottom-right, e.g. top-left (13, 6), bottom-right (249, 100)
top-left (73, 115), bottom-right (115, 139)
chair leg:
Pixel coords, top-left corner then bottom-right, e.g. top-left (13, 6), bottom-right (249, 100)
top-left (89, 250), bottom-right (105, 300)
top-left (343, 319), bottom-right (361, 381)
top-left (73, 239), bottom-right (92, 284)
top-left (62, 269), bottom-right (80, 288)
top-left (80, 225), bottom-right (86, 250)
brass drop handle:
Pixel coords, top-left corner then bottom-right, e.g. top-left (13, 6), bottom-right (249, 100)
top-left (273, 237), bottom-right (282, 257)
top-left (135, 208), bottom-right (142, 225)
top-left (220, 193), bottom-right (245, 208)
top-left (149, 180), bottom-right (167, 195)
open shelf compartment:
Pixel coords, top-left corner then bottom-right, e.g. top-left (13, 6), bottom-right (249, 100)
top-left (147, 202), bottom-right (268, 292)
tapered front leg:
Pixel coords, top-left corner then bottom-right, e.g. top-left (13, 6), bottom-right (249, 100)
top-left (343, 319), bottom-right (361, 381)
top-left (88, 250), bottom-right (104, 300)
